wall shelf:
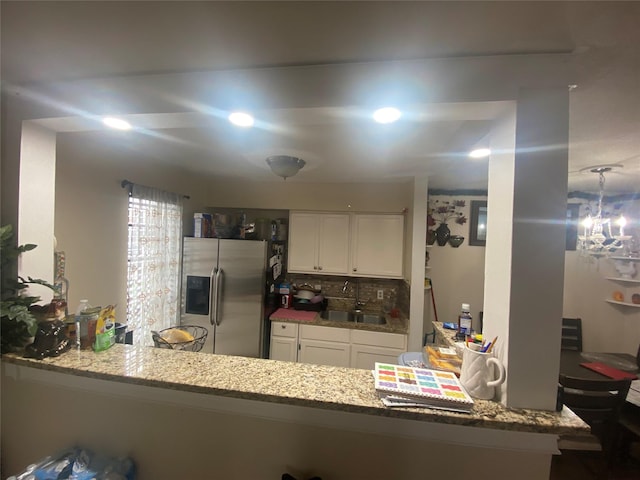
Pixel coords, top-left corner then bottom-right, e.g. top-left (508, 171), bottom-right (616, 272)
top-left (605, 277), bottom-right (640, 284)
top-left (605, 299), bottom-right (640, 308)
top-left (610, 256), bottom-right (640, 262)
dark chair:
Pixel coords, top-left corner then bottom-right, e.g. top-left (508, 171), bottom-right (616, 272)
top-left (558, 374), bottom-right (632, 477)
top-left (423, 328), bottom-right (436, 345)
top-left (619, 403), bottom-right (640, 465)
top-left (618, 348), bottom-right (640, 464)
top-left (561, 317), bottom-right (583, 352)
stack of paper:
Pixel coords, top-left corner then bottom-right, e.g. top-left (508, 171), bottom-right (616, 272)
top-left (373, 362), bottom-right (474, 413)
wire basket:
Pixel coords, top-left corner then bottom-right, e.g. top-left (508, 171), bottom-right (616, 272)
top-left (151, 325), bottom-right (208, 352)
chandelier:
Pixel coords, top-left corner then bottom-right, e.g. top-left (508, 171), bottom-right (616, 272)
top-left (577, 166), bottom-right (631, 257)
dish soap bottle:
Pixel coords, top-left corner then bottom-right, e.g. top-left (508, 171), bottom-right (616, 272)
top-left (459, 303), bottom-right (472, 336)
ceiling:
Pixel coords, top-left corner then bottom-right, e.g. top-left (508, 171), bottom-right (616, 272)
top-left (2, 1), bottom-right (639, 193)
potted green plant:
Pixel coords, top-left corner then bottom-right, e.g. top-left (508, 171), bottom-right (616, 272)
top-left (1, 224), bottom-right (55, 354)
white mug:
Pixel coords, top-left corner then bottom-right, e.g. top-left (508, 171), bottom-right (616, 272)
top-left (459, 345), bottom-right (506, 400)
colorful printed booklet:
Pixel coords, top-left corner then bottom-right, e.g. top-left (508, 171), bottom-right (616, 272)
top-left (373, 362), bottom-right (474, 413)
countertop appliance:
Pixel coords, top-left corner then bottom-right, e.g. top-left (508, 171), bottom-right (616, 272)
top-left (181, 237), bottom-right (284, 357)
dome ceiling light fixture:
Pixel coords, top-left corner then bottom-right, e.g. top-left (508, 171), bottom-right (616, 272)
top-left (266, 155), bottom-right (306, 181)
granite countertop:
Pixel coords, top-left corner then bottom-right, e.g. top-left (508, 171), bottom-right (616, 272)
top-left (1, 344), bottom-right (588, 436)
top-left (432, 321), bottom-right (464, 353)
top-left (269, 308), bottom-right (408, 335)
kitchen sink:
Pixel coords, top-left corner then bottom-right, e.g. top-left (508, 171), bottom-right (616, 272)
top-left (353, 313), bottom-right (387, 325)
top-left (320, 310), bottom-right (387, 325)
top-left (320, 310), bottom-right (353, 322)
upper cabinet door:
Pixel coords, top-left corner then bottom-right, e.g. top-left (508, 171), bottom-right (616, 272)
top-left (351, 214), bottom-right (404, 278)
top-left (288, 212), bottom-right (320, 273)
top-left (317, 214), bottom-right (350, 275)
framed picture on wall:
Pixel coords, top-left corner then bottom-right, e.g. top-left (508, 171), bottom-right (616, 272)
top-left (469, 200), bottom-right (487, 246)
top-left (469, 200), bottom-right (581, 250)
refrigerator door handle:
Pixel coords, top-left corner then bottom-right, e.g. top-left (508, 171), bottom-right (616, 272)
top-left (213, 267), bottom-right (224, 326)
top-left (209, 267), bottom-right (217, 326)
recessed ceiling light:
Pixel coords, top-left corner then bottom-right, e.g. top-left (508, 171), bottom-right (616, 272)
top-left (102, 117), bottom-right (132, 130)
top-left (228, 112), bottom-right (254, 127)
top-left (469, 148), bottom-right (491, 158)
top-left (373, 107), bottom-right (401, 124)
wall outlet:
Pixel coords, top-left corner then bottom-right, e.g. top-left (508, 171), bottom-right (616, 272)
top-left (377, 289), bottom-right (384, 300)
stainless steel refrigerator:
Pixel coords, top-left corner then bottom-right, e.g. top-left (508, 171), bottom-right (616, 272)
top-left (180, 237), bottom-right (272, 357)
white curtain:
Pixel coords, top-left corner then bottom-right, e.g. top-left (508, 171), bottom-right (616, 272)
top-left (127, 184), bottom-right (183, 346)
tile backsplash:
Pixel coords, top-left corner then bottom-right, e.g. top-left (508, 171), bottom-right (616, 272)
top-left (286, 273), bottom-right (409, 317)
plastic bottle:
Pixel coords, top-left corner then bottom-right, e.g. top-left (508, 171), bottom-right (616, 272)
top-left (459, 303), bottom-right (473, 336)
top-left (74, 299), bottom-right (90, 348)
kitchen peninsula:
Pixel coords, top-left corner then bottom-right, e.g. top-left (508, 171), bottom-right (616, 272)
top-left (2, 345), bottom-right (587, 479)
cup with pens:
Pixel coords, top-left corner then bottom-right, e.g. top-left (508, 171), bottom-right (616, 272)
top-left (460, 336), bottom-right (506, 400)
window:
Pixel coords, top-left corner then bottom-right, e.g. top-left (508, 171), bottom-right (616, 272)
top-left (127, 185), bottom-right (183, 346)
top-left (469, 200), bottom-right (487, 246)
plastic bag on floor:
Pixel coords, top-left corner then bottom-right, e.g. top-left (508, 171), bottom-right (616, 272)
top-left (8, 447), bottom-right (136, 480)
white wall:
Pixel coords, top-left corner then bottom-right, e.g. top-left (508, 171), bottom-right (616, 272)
top-left (18, 122), bottom-right (56, 302)
top-left (1, 368), bottom-right (554, 480)
top-left (563, 198), bottom-right (640, 354)
top-left (427, 193), bottom-right (640, 356)
top-left (427, 194), bottom-right (487, 330)
top-left (55, 144), bottom-right (413, 318)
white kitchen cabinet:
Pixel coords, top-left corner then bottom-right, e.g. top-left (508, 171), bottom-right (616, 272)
top-left (288, 212), bottom-right (350, 275)
top-left (269, 321), bottom-right (299, 362)
top-left (270, 320), bottom-right (407, 369)
top-left (298, 324), bottom-right (350, 367)
top-left (350, 329), bottom-right (407, 370)
top-left (299, 339), bottom-right (351, 367)
top-left (350, 345), bottom-right (404, 370)
top-left (350, 214), bottom-right (404, 278)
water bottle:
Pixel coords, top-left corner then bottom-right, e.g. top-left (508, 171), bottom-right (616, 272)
top-left (459, 303), bottom-right (473, 336)
top-left (74, 299), bottom-right (90, 348)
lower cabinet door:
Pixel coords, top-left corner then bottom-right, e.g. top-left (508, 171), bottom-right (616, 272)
top-left (298, 339), bottom-right (350, 367)
top-left (350, 344), bottom-right (404, 370)
top-left (270, 336), bottom-right (298, 362)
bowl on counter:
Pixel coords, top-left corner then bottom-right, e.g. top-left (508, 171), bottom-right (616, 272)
top-left (294, 290), bottom-right (315, 300)
top-left (295, 284), bottom-right (317, 300)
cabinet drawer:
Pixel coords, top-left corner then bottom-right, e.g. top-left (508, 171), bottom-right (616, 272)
top-left (351, 330), bottom-right (407, 349)
top-left (271, 321), bottom-right (299, 338)
top-left (299, 324), bottom-right (350, 343)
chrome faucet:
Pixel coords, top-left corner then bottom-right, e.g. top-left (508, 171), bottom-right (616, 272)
top-left (342, 279), bottom-right (366, 312)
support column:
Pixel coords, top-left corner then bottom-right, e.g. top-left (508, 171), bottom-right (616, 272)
top-left (483, 88), bottom-right (569, 410)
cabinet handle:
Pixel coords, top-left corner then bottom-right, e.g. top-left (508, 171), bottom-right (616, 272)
top-left (281, 325), bottom-right (286, 329)
top-left (313, 266), bottom-right (318, 270)
top-left (318, 266), bottom-right (323, 270)
top-left (353, 267), bottom-right (357, 272)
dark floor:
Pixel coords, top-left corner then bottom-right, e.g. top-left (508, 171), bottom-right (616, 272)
top-left (550, 445), bottom-right (640, 479)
